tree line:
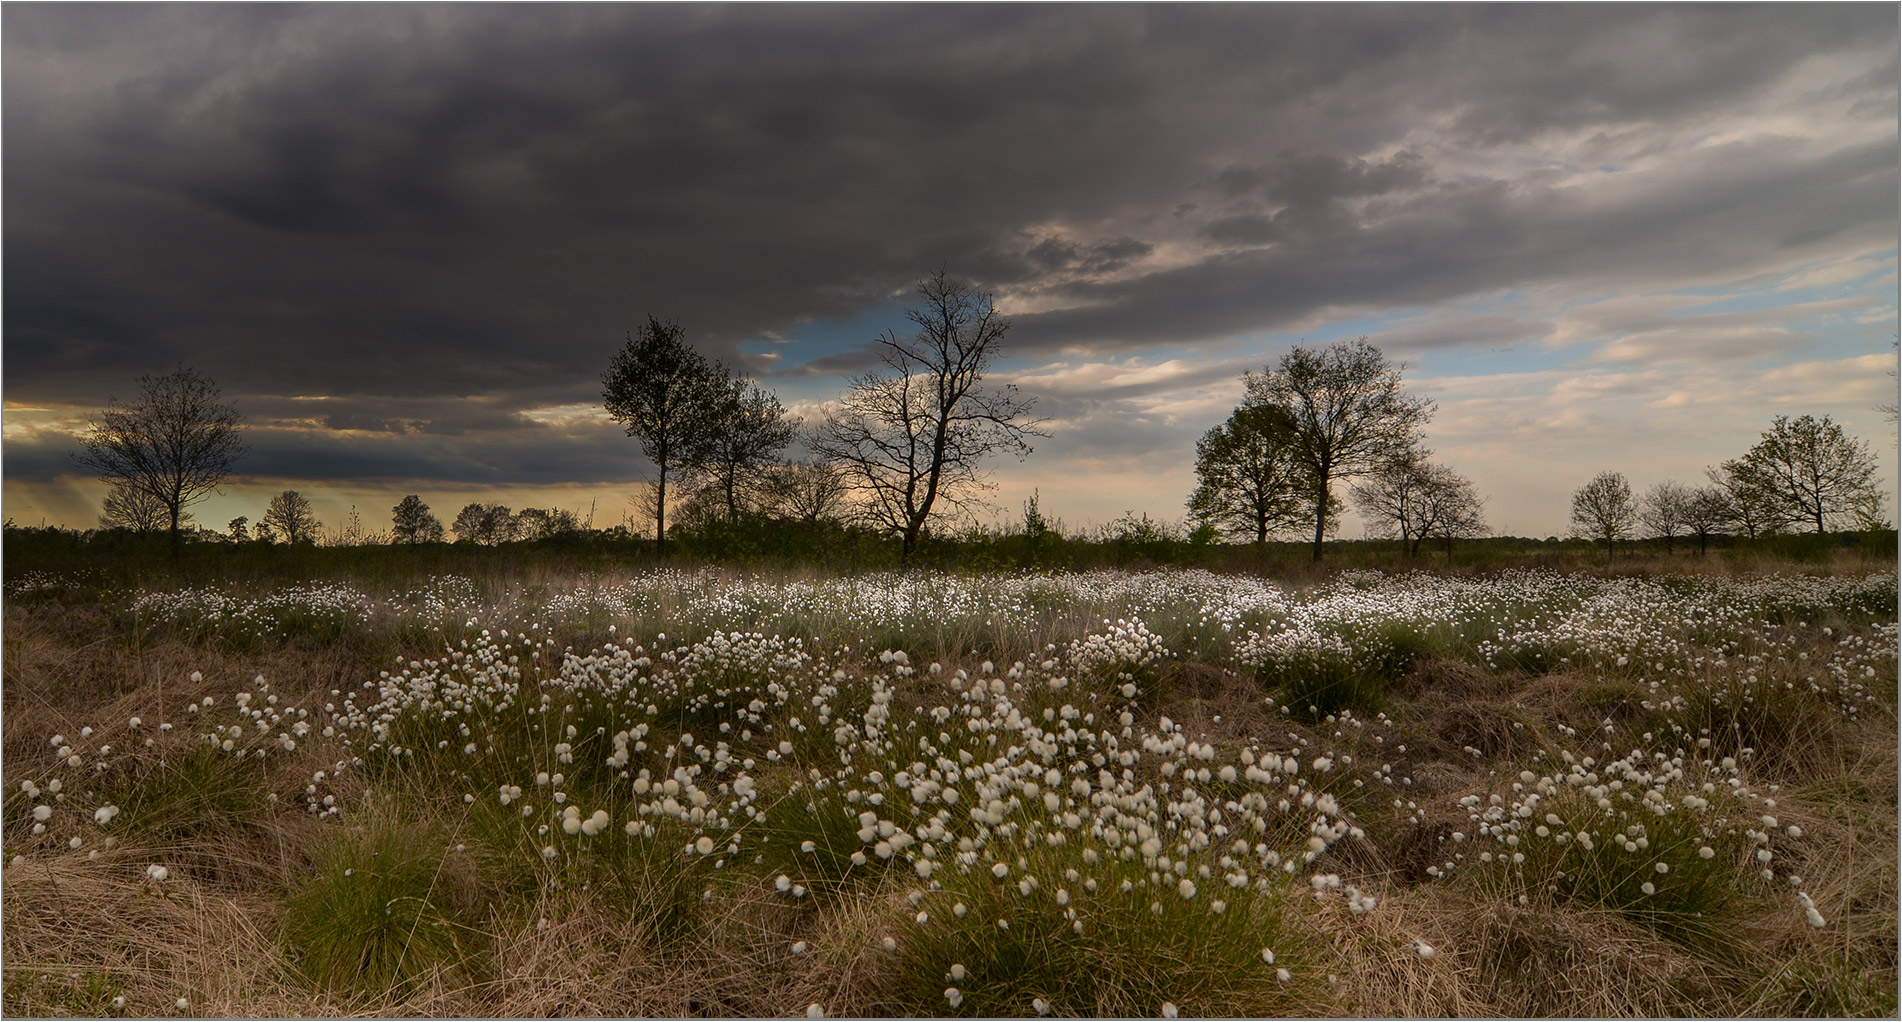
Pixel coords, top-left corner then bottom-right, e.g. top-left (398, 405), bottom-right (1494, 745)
top-left (67, 275), bottom-right (1893, 562)
top-left (1569, 413), bottom-right (1887, 560)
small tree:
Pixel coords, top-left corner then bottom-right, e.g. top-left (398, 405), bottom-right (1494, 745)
top-left (391, 495), bottom-right (445, 544)
top-left (1353, 450), bottom-right (1485, 557)
top-left (762, 459), bottom-right (849, 525)
top-left (99, 483), bottom-right (174, 533)
top-left (689, 377), bottom-right (799, 522)
top-left (1705, 462), bottom-right (1783, 539)
top-left (1244, 338), bottom-right (1433, 561)
top-left (1187, 402), bottom-right (1311, 546)
top-left (73, 366), bottom-right (247, 553)
top-left (262, 490), bottom-right (320, 545)
top-left (602, 316), bottom-right (728, 558)
top-left (1681, 486), bottom-right (1731, 556)
top-left (227, 516), bottom-right (251, 543)
top-left (1724, 414), bottom-right (1884, 533)
top-left (1418, 466), bottom-right (1488, 561)
top-left (1570, 471), bottom-right (1636, 562)
top-left (452, 503), bottom-right (516, 545)
top-left (812, 271), bottom-right (1045, 560)
top-left (513, 507), bottom-right (581, 541)
top-left (1638, 480), bottom-right (1693, 554)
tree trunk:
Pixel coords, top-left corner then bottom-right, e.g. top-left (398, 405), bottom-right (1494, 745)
top-left (168, 502), bottom-right (182, 557)
top-left (656, 468), bottom-right (667, 560)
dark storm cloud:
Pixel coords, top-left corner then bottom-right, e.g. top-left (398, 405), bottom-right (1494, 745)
top-left (5, 3), bottom-right (1894, 497)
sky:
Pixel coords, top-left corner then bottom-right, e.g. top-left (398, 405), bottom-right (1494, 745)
top-left (5, 4), bottom-right (1898, 542)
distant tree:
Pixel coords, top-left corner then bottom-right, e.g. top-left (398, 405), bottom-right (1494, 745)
top-left (1570, 471), bottom-right (1636, 562)
top-left (1352, 449), bottom-right (1486, 557)
top-left (1187, 402), bottom-right (1311, 546)
top-left (513, 506), bottom-right (581, 541)
top-left (452, 502), bottom-right (517, 545)
top-left (693, 377), bottom-right (799, 522)
top-left (72, 366), bottom-right (246, 553)
top-left (1681, 486), bottom-right (1731, 556)
top-left (226, 515), bottom-right (251, 543)
top-left (390, 495), bottom-right (445, 544)
top-left (1418, 466), bottom-right (1488, 560)
top-left (1022, 490), bottom-right (1051, 545)
top-left (1705, 462), bottom-right (1783, 539)
top-left (99, 483), bottom-right (174, 533)
top-left (1638, 480), bottom-right (1693, 554)
top-left (261, 490), bottom-right (320, 545)
top-left (1244, 338), bottom-right (1433, 561)
top-left (602, 316), bottom-right (728, 558)
top-left (811, 271), bottom-right (1045, 560)
top-left (762, 458), bottom-right (850, 525)
top-left (1724, 414), bottom-right (1884, 533)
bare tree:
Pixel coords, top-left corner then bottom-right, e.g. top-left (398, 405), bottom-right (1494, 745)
top-left (1187, 402), bottom-right (1312, 546)
top-left (72, 366), bottom-right (246, 552)
top-left (1570, 471), bottom-right (1636, 562)
top-left (1725, 414), bottom-right (1884, 533)
top-left (762, 458), bottom-right (849, 524)
top-left (811, 271), bottom-right (1045, 560)
top-left (1352, 449), bottom-right (1486, 557)
top-left (1638, 479), bottom-right (1693, 554)
top-left (261, 490), bottom-right (320, 545)
top-left (602, 316), bottom-right (727, 558)
top-left (99, 483), bottom-right (174, 533)
top-left (1682, 486), bottom-right (1731, 556)
top-left (391, 495), bottom-right (445, 544)
top-left (1419, 466), bottom-right (1488, 560)
top-left (692, 376), bottom-right (798, 522)
top-left (1244, 338), bottom-right (1433, 561)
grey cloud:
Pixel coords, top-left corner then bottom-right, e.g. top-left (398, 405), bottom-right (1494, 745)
top-left (4, 4), bottom-right (1893, 498)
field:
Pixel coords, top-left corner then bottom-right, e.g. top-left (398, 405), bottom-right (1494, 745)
top-left (3, 558), bottom-right (1897, 1017)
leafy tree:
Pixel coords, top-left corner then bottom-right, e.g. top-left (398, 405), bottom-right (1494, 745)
top-left (692, 377), bottom-right (798, 522)
top-left (1705, 462), bottom-right (1783, 539)
top-left (812, 271), bottom-right (1045, 560)
top-left (262, 490), bottom-right (320, 545)
top-left (1187, 402), bottom-right (1311, 546)
top-left (1723, 414), bottom-right (1884, 533)
top-left (1570, 471), bottom-right (1636, 562)
top-left (602, 316), bottom-right (728, 558)
top-left (390, 495), bottom-right (445, 544)
top-left (1244, 338), bottom-right (1433, 561)
top-left (227, 515), bottom-right (250, 543)
top-left (72, 366), bottom-right (246, 553)
top-left (451, 503), bottom-right (516, 545)
top-left (513, 506), bottom-right (581, 541)
top-left (1638, 480), bottom-right (1693, 554)
top-left (1681, 486), bottom-right (1731, 556)
top-left (99, 483), bottom-right (174, 533)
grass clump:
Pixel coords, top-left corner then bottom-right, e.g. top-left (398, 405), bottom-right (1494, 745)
top-left (281, 817), bottom-right (470, 999)
top-left (885, 844), bottom-right (1323, 1017)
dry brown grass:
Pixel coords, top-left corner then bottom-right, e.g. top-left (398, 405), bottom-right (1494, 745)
top-left (4, 561), bottom-right (1894, 1018)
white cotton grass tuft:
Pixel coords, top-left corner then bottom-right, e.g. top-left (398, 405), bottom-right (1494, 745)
top-left (944, 987), bottom-right (963, 1008)
top-left (1413, 940), bottom-right (1435, 960)
top-left (806, 1004), bottom-right (825, 1019)
top-left (1161, 1001), bottom-right (1179, 1018)
top-left (1032, 997), bottom-right (1051, 1015)
top-left (948, 963), bottom-right (966, 981)
top-left (146, 864), bottom-right (170, 882)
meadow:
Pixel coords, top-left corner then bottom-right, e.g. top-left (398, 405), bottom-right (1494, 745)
top-left (2, 555), bottom-right (1896, 1017)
